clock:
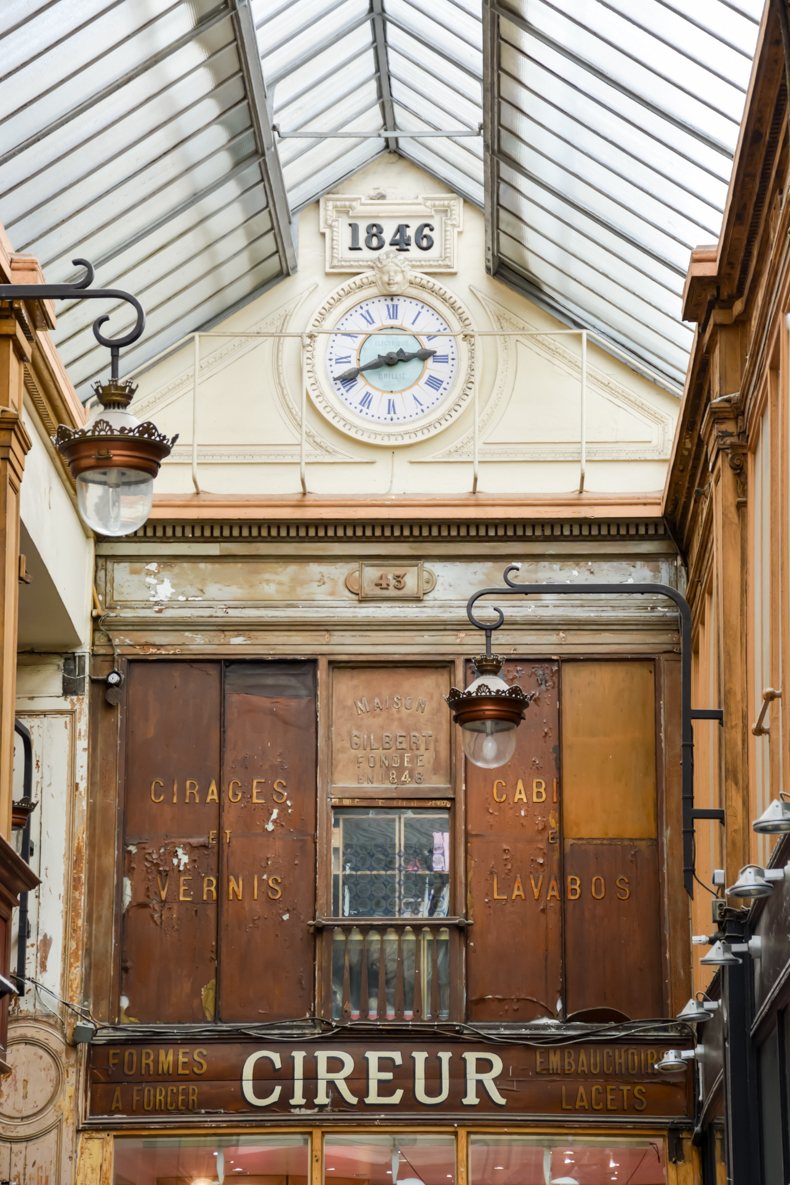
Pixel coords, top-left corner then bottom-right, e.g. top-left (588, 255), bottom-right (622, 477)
top-left (305, 271), bottom-right (475, 445)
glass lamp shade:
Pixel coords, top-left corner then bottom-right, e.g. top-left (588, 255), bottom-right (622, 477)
top-left (461, 719), bottom-right (518, 768)
top-left (76, 466), bottom-right (154, 536)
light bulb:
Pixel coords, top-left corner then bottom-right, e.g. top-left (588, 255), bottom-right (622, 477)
top-left (76, 466), bottom-right (154, 536)
top-left (462, 719), bottom-right (517, 768)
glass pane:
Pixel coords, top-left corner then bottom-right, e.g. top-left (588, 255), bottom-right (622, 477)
top-left (326, 1133), bottom-right (455, 1185)
top-left (333, 808), bottom-right (449, 918)
top-left (113, 1134), bottom-right (309, 1184)
top-left (469, 1135), bottom-right (667, 1185)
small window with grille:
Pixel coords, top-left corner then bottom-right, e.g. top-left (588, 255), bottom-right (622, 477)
top-left (331, 807), bottom-right (450, 918)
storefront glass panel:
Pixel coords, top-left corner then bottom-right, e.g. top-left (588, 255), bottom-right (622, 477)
top-left (114, 1133), bottom-right (309, 1184)
top-left (324, 1134), bottom-right (456, 1185)
top-left (468, 1135), bottom-right (667, 1184)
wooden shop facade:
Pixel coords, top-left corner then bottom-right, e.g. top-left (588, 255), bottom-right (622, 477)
top-left (80, 509), bottom-right (699, 1185)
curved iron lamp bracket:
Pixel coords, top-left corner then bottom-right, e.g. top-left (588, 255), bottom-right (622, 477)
top-left (0, 258), bottom-right (144, 383)
top-left (464, 563), bottom-right (724, 897)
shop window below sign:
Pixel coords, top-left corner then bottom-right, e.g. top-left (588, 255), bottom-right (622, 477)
top-left (113, 1133), bottom-right (309, 1184)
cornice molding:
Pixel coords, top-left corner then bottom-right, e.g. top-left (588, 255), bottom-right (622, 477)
top-left (130, 517), bottom-right (670, 543)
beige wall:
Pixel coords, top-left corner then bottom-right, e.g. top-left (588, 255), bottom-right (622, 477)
top-left (130, 156), bottom-right (679, 500)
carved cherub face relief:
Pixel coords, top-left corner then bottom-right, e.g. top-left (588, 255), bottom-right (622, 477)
top-left (373, 249), bottom-right (411, 295)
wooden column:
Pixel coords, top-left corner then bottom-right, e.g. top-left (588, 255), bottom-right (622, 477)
top-left (0, 305), bottom-right (32, 835)
top-left (701, 324), bottom-right (750, 885)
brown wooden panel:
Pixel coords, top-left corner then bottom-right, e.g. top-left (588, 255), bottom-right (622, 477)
top-left (564, 840), bottom-right (663, 1019)
top-left (121, 839), bottom-right (218, 1024)
top-left (121, 662), bottom-right (222, 1023)
top-left (466, 661), bottom-right (561, 1021)
top-left (218, 663), bottom-right (316, 1021)
top-left (561, 661), bottom-right (657, 839)
top-left (330, 666), bottom-right (452, 792)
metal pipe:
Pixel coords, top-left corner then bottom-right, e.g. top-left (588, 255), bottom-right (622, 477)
top-left (191, 333), bottom-right (201, 495)
top-left (463, 564), bottom-right (724, 896)
top-left (752, 687), bottom-right (782, 737)
top-left (579, 330), bottom-right (587, 494)
top-left (13, 720), bottom-right (34, 996)
top-left (272, 125), bottom-right (483, 139)
top-left (300, 335), bottom-right (312, 495)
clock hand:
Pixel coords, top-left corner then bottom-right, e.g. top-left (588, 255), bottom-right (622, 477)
top-left (335, 347), bottom-right (437, 382)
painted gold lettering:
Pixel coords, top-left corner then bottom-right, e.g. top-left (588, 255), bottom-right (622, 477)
top-left (203, 877), bottom-right (217, 902)
top-left (227, 779), bottom-right (241, 803)
top-left (157, 874), bottom-right (169, 901)
top-left (413, 1051), bottom-right (451, 1104)
top-left (616, 875), bottom-right (631, 901)
top-left (241, 1050), bottom-right (282, 1107)
top-left (228, 876), bottom-right (243, 901)
top-left (205, 779), bottom-right (219, 803)
top-left (511, 875), bottom-right (525, 901)
top-left (566, 875), bottom-right (581, 900)
top-left (268, 876), bottom-right (282, 900)
top-left (364, 1051), bottom-right (404, 1105)
top-left (158, 1050), bottom-right (174, 1074)
top-left (513, 779), bottom-right (527, 803)
top-left (150, 779), bottom-right (164, 803)
top-left (272, 778), bottom-right (288, 804)
top-left (252, 779), bottom-right (266, 803)
top-left (315, 1052), bottom-right (358, 1105)
top-left (141, 1049), bottom-right (154, 1075)
top-left (111, 1086), bottom-right (123, 1112)
top-left (492, 874), bottom-right (507, 902)
top-left (193, 1049), bottom-right (207, 1074)
top-left (533, 778), bottom-right (546, 802)
top-left (592, 875), bottom-right (606, 900)
top-left (492, 780), bottom-right (506, 803)
top-left (290, 1049), bottom-right (307, 1106)
top-left (529, 874), bottom-right (544, 901)
top-left (179, 875), bottom-right (193, 902)
top-left (461, 1052), bottom-right (507, 1106)
top-left (184, 779), bottom-right (199, 803)
top-left (633, 1085), bottom-right (647, 1111)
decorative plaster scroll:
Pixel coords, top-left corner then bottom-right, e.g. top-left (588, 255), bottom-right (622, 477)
top-left (320, 193), bottom-right (462, 273)
top-left (131, 285), bottom-right (319, 421)
top-left (429, 288), bottom-right (673, 462)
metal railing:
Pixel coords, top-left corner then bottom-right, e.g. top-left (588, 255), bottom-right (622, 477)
top-left (316, 918), bottom-right (465, 1022)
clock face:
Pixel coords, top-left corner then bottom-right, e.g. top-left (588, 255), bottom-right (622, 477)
top-left (325, 295), bottom-right (460, 428)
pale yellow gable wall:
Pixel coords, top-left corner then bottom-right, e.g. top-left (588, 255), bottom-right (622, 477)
top-left (130, 155), bottom-right (679, 498)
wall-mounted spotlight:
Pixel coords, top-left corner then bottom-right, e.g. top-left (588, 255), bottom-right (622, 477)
top-left (726, 864), bottom-right (788, 899)
top-left (700, 937), bottom-right (762, 966)
top-left (753, 793), bottom-right (790, 834)
top-left (677, 995), bottom-right (720, 1024)
top-left (654, 1047), bottom-right (702, 1074)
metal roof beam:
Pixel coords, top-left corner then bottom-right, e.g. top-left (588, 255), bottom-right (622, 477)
top-left (371, 0), bottom-right (398, 152)
top-left (229, 0), bottom-right (297, 274)
top-left (482, 0), bottom-right (500, 275)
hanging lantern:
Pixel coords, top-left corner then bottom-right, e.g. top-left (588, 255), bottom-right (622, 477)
top-left (446, 654), bottom-right (533, 768)
top-left (53, 377), bottom-right (176, 537)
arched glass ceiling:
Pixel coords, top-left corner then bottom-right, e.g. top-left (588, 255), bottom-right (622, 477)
top-left (0, 0), bottom-right (764, 397)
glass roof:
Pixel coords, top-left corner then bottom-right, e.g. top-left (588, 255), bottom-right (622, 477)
top-left (0, 0), bottom-right (765, 397)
